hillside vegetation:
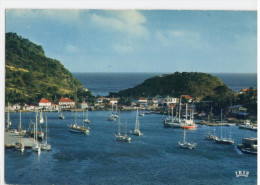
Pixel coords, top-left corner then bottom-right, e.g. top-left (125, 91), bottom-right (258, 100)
top-left (118, 72), bottom-right (232, 99)
top-left (5, 32), bottom-right (93, 104)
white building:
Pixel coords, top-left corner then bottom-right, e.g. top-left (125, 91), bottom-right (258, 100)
top-left (110, 98), bottom-right (119, 105)
top-left (38, 98), bottom-right (52, 109)
top-left (59, 97), bottom-right (75, 109)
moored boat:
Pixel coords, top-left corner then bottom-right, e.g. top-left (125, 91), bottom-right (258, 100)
top-left (237, 137), bottom-right (257, 155)
top-left (178, 129), bottom-right (197, 150)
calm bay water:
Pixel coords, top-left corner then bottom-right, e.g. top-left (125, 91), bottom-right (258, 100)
top-left (5, 111), bottom-right (257, 184)
top-left (5, 72), bottom-right (257, 184)
top-left (73, 72), bottom-right (257, 96)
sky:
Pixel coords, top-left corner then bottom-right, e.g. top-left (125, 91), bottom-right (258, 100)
top-left (5, 10), bottom-right (257, 73)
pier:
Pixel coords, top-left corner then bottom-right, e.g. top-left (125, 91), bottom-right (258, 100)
top-left (5, 131), bottom-right (39, 148)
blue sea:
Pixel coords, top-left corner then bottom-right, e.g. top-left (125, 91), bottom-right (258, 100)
top-left (5, 72), bottom-right (257, 184)
top-left (5, 111), bottom-right (257, 185)
top-left (73, 73), bottom-right (257, 96)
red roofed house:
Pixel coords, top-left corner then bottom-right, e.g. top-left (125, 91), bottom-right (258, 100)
top-left (240, 89), bottom-right (249, 94)
top-left (39, 98), bottom-right (52, 109)
top-left (110, 98), bottom-right (119, 105)
top-left (59, 97), bottom-right (75, 109)
top-left (182, 95), bottom-right (193, 103)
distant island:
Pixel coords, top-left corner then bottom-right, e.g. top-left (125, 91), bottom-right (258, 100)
top-left (5, 32), bottom-right (94, 104)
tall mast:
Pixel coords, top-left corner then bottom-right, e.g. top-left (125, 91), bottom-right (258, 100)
top-left (36, 112), bottom-right (38, 142)
top-left (171, 106), bottom-right (173, 122)
top-left (185, 103), bottom-right (188, 121)
top-left (118, 111), bottom-right (120, 134)
top-left (45, 115), bottom-right (48, 145)
top-left (19, 110), bottom-right (22, 130)
top-left (75, 88), bottom-right (77, 126)
top-left (82, 109), bottom-right (84, 126)
top-left (220, 109), bottom-right (223, 139)
top-left (135, 108), bottom-right (138, 130)
top-left (178, 96), bottom-right (182, 122)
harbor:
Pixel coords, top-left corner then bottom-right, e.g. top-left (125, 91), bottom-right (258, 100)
top-left (5, 110), bottom-right (257, 184)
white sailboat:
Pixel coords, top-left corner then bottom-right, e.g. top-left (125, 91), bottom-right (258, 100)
top-left (39, 109), bottom-right (44, 124)
top-left (178, 129), bottom-right (197, 149)
top-left (31, 113), bottom-right (41, 153)
top-left (113, 113), bottom-right (131, 142)
top-left (205, 115), bottom-right (218, 141)
top-left (15, 111), bottom-right (25, 152)
top-left (181, 103), bottom-right (197, 130)
top-left (215, 109), bottom-right (234, 145)
top-left (41, 115), bottom-right (51, 151)
top-left (84, 108), bottom-right (90, 124)
top-left (68, 96), bottom-right (90, 134)
top-left (108, 102), bottom-right (118, 121)
top-left (6, 102), bottom-right (12, 129)
top-left (134, 108), bottom-right (143, 136)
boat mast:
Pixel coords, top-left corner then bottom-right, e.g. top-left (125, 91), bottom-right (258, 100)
top-left (82, 109), bottom-right (84, 126)
top-left (178, 96), bottom-right (182, 122)
top-left (7, 102), bottom-right (10, 129)
top-left (45, 115), bottom-right (48, 145)
top-left (118, 111), bottom-right (120, 134)
top-left (135, 108), bottom-right (138, 130)
top-left (36, 112), bottom-right (38, 142)
top-left (75, 88), bottom-right (77, 126)
top-left (19, 110), bottom-right (22, 130)
top-left (171, 106), bottom-right (173, 122)
top-left (185, 103), bottom-right (188, 121)
top-left (220, 109), bottom-right (223, 139)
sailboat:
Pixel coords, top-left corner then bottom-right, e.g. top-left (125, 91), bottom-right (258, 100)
top-left (84, 109), bottom-right (90, 124)
top-left (113, 113), bottom-right (131, 142)
top-left (205, 115), bottom-right (218, 141)
top-left (31, 113), bottom-right (41, 153)
top-left (215, 109), bottom-right (234, 145)
top-left (68, 95), bottom-right (90, 134)
top-left (59, 113), bottom-right (65, 119)
top-left (15, 111), bottom-right (25, 152)
top-left (39, 109), bottom-right (44, 124)
top-left (178, 129), bottom-right (197, 149)
top-left (181, 104), bottom-right (197, 130)
top-left (134, 108), bottom-right (143, 136)
top-left (6, 102), bottom-right (12, 130)
top-left (41, 115), bottom-right (51, 151)
top-left (27, 112), bottom-right (44, 140)
top-left (107, 101), bottom-right (118, 121)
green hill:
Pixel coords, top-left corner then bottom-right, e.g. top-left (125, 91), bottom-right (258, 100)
top-left (5, 32), bottom-right (93, 104)
top-left (118, 72), bottom-right (233, 100)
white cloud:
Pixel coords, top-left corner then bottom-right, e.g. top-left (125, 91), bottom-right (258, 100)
top-left (155, 30), bottom-right (201, 47)
top-left (66, 44), bottom-right (79, 53)
top-left (90, 10), bottom-right (148, 37)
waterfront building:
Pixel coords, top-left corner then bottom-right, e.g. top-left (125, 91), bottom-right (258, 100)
top-left (39, 98), bottom-right (52, 109)
top-left (110, 98), bottom-right (119, 105)
top-left (240, 88), bottom-right (249, 94)
top-left (159, 96), bottom-right (179, 107)
top-left (138, 97), bottom-right (148, 106)
top-left (97, 97), bottom-right (110, 104)
top-left (59, 97), bottom-right (75, 109)
top-left (182, 95), bottom-right (193, 103)
top-left (78, 101), bottom-right (89, 109)
top-left (51, 103), bottom-right (59, 111)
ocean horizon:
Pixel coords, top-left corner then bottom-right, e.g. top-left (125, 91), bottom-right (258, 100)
top-left (73, 72), bottom-right (257, 96)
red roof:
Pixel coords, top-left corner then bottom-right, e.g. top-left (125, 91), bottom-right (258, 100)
top-left (59, 97), bottom-right (74, 103)
top-left (241, 89), bottom-right (249, 92)
top-left (182, 95), bottom-right (193, 99)
top-left (39, 98), bottom-right (51, 104)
